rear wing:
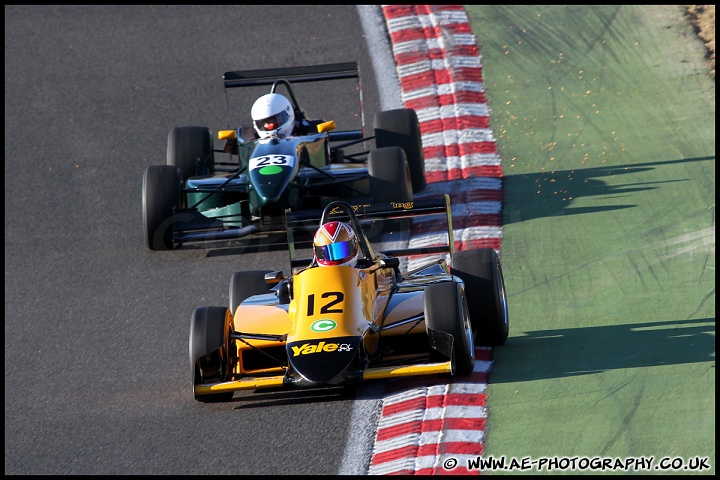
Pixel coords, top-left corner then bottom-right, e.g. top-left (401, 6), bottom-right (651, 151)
top-left (223, 62), bottom-right (360, 89)
top-left (222, 61), bottom-right (364, 137)
top-left (285, 195), bottom-right (455, 270)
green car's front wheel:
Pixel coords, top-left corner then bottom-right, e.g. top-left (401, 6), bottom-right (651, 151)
top-left (142, 164), bottom-right (181, 251)
top-left (167, 125), bottom-right (214, 180)
top-left (229, 270), bottom-right (274, 313)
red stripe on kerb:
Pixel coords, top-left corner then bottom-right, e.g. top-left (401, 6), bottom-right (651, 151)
top-left (377, 417), bottom-right (488, 442)
top-left (381, 5), bottom-right (418, 18)
top-left (400, 68), bottom-right (483, 90)
top-left (413, 4), bottom-right (466, 15)
top-left (370, 446), bottom-right (419, 465)
top-left (424, 393), bottom-right (487, 408)
top-left (380, 396), bottom-right (428, 416)
top-left (395, 46), bottom-right (481, 65)
top-left (424, 143), bottom-right (498, 158)
top-left (420, 116), bottom-right (491, 132)
top-left (376, 421), bottom-right (423, 442)
top-left (461, 238), bottom-right (503, 251)
top-left (388, 23), bottom-right (474, 44)
top-left (405, 92), bottom-right (488, 109)
top-left (382, 4), bottom-right (464, 19)
top-left (425, 166), bottom-right (502, 183)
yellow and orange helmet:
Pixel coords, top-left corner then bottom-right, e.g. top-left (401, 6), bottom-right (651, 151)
top-left (313, 221), bottom-right (359, 267)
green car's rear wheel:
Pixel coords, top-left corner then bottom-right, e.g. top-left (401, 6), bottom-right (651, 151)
top-left (368, 146), bottom-right (413, 203)
top-left (374, 108), bottom-right (426, 194)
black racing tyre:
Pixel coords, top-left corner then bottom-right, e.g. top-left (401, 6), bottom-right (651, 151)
top-left (374, 108), bottom-right (426, 194)
top-left (189, 306), bottom-right (235, 403)
top-left (229, 270), bottom-right (273, 313)
top-left (142, 164), bottom-right (181, 251)
top-left (167, 126), bottom-right (214, 180)
top-left (451, 248), bottom-right (509, 346)
top-left (424, 281), bottom-right (475, 376)
top-left (368, 146), bottom-right (413, 204)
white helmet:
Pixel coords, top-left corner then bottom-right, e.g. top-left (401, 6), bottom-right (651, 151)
top-left (251, 93), bottom-right (295, 138)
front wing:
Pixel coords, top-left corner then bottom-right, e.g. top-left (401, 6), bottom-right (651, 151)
top-left (194, 361), bottom-right (453, 395)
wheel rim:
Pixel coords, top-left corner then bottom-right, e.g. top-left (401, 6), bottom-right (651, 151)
top-left (461, 294), bottom-right (475, 360)
top-left (496, 264), bottom-right (509, 331)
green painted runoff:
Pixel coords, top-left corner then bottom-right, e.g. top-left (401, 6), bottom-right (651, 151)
top-left (465, 5), bottom-right (715, 475)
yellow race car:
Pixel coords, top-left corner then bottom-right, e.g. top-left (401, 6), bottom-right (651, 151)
top-left (189, 196), bottom-right (509, 402)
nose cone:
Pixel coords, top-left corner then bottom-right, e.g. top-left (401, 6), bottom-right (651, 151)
top-left (248, 139), bottom-right (298, 206)
top-left (286, 336), bottom-right (362, 385)
top-left (250, 166), bottom-right (291, 205)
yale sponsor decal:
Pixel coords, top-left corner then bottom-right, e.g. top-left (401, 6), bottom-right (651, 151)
top-left (310, 319), bottom-right (337, 332)
top-left (291, 341), bottom-right (353, 356)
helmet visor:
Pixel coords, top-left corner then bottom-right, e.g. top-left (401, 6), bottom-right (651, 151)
top-left (314, 240), bottom-right (356, 263)
top-left (254, 110), bottom-right (291, 132)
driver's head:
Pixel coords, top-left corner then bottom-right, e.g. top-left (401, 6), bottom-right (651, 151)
top-left (313, 221), bottom-right (359, 267)
top-left (251, 93), bottom-right (295, 139)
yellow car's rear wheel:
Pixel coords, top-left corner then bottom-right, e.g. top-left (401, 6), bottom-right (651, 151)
top-left (425, 281), bottom-right (475, 376)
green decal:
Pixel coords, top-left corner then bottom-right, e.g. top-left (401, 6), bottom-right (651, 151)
top-left (259, 165), bottom-right (283, 175)
top-left (310, 319), bottom-right (337, 332)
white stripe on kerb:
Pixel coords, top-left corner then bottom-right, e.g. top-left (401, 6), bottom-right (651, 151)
top-left (420, 128), bottom-right (496, 146)
top-left (400, 82), bottom-right (486, 100)
top-left (415, 103), bottom-right (490, 121)
top-left (424, 155), bottom-right (503, 172)
top-left (392, 34), bottom-right (479, 55)
top-left (396, 56), bottom-right (482, 77)
top-left (386, 11), bottom-right (471, 33)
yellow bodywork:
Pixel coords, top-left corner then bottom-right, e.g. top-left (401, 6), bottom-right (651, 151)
top-left (234, 304), bottom-right (291, 335)
top-left (217, 130), bottom-right (236, 140)
top-left (195, 261), bottom-right (454, 396)
top-left (228, 265), bottom-right (395, 376)
top-left (289, 266), bottom-right (372, 339)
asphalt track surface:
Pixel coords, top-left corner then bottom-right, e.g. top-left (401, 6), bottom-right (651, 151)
top-left (5, 5), bottom-right (715, 476)
top-left (5, 5), bottom-right (392, 475)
